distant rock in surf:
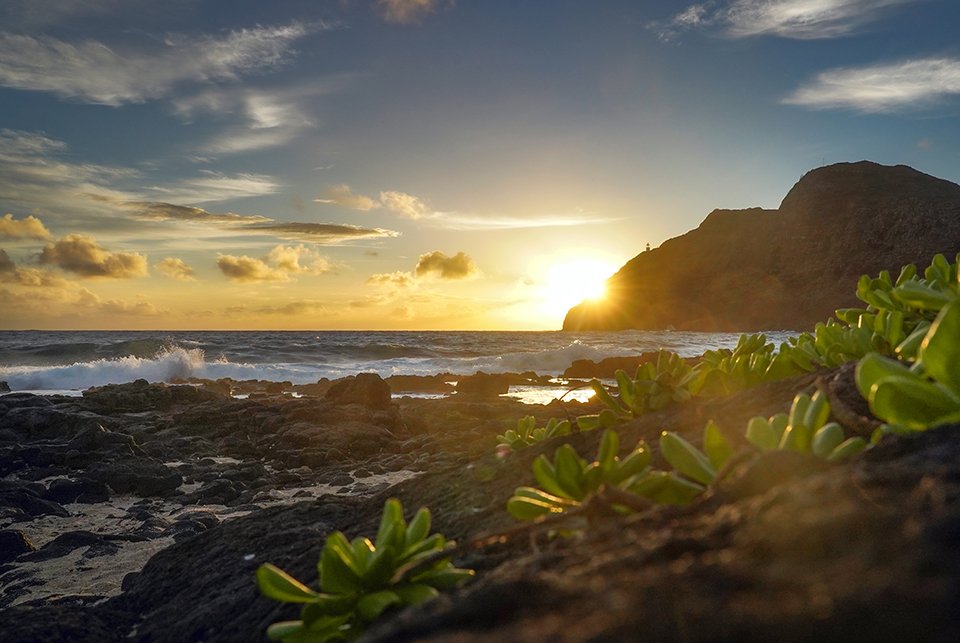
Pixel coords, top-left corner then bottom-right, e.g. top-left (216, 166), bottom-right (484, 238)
top-left (564, 161), bottom-right (960, 331)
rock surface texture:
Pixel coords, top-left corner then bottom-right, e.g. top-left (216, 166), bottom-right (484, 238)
top-left (564, 162), bottom-right (960, 331)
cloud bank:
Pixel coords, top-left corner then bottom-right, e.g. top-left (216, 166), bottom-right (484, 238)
top-left (37, 234), bottom-right (148, 278)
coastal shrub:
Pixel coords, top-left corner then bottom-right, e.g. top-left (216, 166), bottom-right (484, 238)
top-left (856, 298), bottom-right (960, 433)
top-left (257, 498), bottom-right (474, 642)
top-left (742, 390), bottom-right (866, 461)
top-left (496, 416), bottom-right (571, 454)
top-left (507, 429), bottom-right (652, 520)
top-left (689, 333), bottom-right (809, 396)
top-left (577, 350), bottom-right (696, 430)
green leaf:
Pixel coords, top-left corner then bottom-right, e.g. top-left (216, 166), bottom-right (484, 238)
top-left (394, 583), bottom-right (441, 604)
top-left (615, 370), bottom-right (638, 412)
top-left (507, 495), bottom-right (564, 521)
top-left (811, 422), bottom-right (845, 458)
top-left (591, 379), bottom-right (626, 415)
top-left (319, 533), bottom-right (362, 595)
top-left (598, 429), bottom-right (619, 474)
top-left (629, 471), bottom-right (704, 505)
top-left (802, 390), bottom-right (830, 431)
top-left (869, 377), bottom-right (960, 430)
top-left (895, 322), bottom-right (931, 360)
top-left (855, 353), bottom-right (915, 400)
top-left (415, 568), bottom-right (475, 590)
top-left (745, 416), bottom-right (777, 450)
top-left (576, 414), bottom-right (601, 432)
top-left (659, 431), bottom-right (716, 485)
top-left (892, 281), bottom-right (953, 311)
top-left (532, 454), bottom-right (568, 498)
top-left (266, 621), bottom-right (306, 641)
top-left (788, 393), bottom-right (812, 432)
top-left (826, 437), bottom-right (868, 462)
top-left (361, 545), bottom-right (396, 588)
top-left (257, 564), bottom-right (319, 603)
top-left (405, 508), bottom-right (431, 549)
top-left (350, 537), bottom-right (374, 572)
top-left (703, 420), bottom-right (733, 470)
top-left (608, 443), bottom-right (651, 484)
top-left (919, 299), bottom-right (960, 394)
top-left (376, 499), bottom-right (405, 551)
top-left (553, 444), bottom-right (586, 499)
top-left (356, 590), bottom-right (401, 622)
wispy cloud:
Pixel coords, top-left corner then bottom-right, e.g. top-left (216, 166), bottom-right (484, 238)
top-left (316, 184), bottom-right (381, 211)
top-left (171, 78), bottom-right (354, 155)
top-left (660, 0), bottom-right (916, 40)
top-left (379, 191), bottom-right (430, 219)
top-left (146, 171), bottom-right (281, 204)
top-left (128, 200), bottom-right (400, 244)
top-left (436, 213), bottom-right (615, 231)
top-left (316, 185), bottom-right (432, 219)
top-left (375, 0), bottom-right (450, 24)
top-left (784, 57), bottom-right (960, 112)
top-left (0, 23), bottom-right (317, 105)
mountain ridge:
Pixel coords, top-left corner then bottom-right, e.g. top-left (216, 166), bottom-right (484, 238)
top-left (563, 161), bottom-right (960, 331)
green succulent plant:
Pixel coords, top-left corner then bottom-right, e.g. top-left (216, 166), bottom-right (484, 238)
top-left (856, 298), bottom-right (960, 433)
top-left (577, 350), bottom-right (697, 430)
top-left (496, 416), bottom-right (571, 454)
top-left (743, 391), bottom-right (866, 461)
top-left (507, 429), bottom-right (652, 520)
top-left (690, 334), bottom-right (808, 396)
top-left (257, 499), bottom-right (474, 642)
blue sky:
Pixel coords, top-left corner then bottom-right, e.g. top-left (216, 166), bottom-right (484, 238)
top-left (0, 0), bottom-right (958, 329)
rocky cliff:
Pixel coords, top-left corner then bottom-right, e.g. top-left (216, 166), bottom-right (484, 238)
top-left (563, 161), bottom-right (960, 331)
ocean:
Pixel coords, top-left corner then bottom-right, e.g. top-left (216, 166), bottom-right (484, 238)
top-left (0, 330), bottom-right (796, 399)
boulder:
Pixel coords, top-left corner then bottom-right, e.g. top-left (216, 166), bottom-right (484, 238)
top-left (0, 529), bottom-right (35, 564)
top-left (455, 372), bottom-right (511, 397)
top-left (325, 373), bottom-right (392, 410)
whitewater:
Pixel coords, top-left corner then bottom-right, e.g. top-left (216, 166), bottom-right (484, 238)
top-left (0, 330), bottom-right (796, 393)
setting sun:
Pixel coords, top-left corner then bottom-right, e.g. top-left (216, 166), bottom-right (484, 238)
top-left (540, 259), bottom-right (619, 318)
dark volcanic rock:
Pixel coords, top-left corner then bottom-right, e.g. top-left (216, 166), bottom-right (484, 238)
top-left (0, 529), bottom-right (36, 563)
top-left (564, 162), bottom-right (960, 331)
top-left (86, 460), bottom-right (182, 497)
top-left (455, 372), bottom-right (511, 397)
top-left (325, 373), bottom-right (392, 409)
top-left (0, 381), bottom-right (9, 392)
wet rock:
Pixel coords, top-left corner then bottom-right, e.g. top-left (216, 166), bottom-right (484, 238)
top-left (182, 479), bottom-right (239, 505)
top-left (166, 511), bottom-right (220, 542)
top-left (0, 530), bottom-right (36, 564)
top-left (455, 372), bottom-right (511, 397)
top-left (0, 381), bottom-right (9, 392)
top-left (44, 478), bottom-right (111, 504)
top-left (0, 490), bottom-right (70, 520)
top-left (325, 373), bottom-right (392, 410)
top-left (86, 461), bottom-right (182, 497)
top-left (19, 531), bottom-right (117, 562)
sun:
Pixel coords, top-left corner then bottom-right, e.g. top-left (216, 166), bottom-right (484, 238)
top-left (539, 258), bottom-right (618, 318)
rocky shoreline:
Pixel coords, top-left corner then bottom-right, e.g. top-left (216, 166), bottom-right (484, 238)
top-left (2, 365), bottom-right (960, 641)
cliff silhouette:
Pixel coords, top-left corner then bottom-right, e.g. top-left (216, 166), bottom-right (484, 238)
top-left (563, 161), bottom-right (960, 331)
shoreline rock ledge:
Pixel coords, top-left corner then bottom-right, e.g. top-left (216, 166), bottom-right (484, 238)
top-left (563, 161), bottom-right (960, 332)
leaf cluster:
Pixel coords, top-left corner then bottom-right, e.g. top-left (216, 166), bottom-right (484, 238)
top-left (496, 416), bottom-right (571, 453)
top-left (257, 499), bottom-right (474, 642)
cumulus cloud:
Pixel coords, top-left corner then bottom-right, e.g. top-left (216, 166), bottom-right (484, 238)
top-left (217, 244), bottom-right (333, 283)
top-left (375, 0), bottom-right (449, 24)
top-left (317, 185), bottom-right (434, 219)
top-left (660, 0), bottom-right (916, 40)
top-left (0, 213), bottom-right (52, 240)
top-left (37, 234), bottom-right (148, 278)
top-left (0, 248), bottom-right (69, 287)
top-left (0, 23), bottom-right (316, 105)
top-left (379, 191), bottom-right (430, 219)
top-left (316, 184), bottom-right (381, 211)
top-left (415, 250), bottom-right (479, 280)
top-left (783, 57), bottom-right (960, 112)
top-left (366, 271), bottom-right (416, 288)
top-left (155, 257), bottom-right (196, 281)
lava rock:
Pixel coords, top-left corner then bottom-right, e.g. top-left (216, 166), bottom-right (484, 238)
top-left (325, 373), bottom-right (392, 410)
top-left (455, 372), bottom-right (511, 397)
top-left (0, 529), bottom-right (36, 564)
top-left (86, 461), bottom-right (182, 497)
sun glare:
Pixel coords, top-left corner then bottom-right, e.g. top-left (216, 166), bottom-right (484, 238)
top-left (540, 258), bottom-right (618, 318)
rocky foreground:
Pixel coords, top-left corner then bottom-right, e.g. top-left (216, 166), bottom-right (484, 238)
top-left (1, 369), bottom-right (959, 641)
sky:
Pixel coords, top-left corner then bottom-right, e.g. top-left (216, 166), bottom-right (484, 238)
top-left (0, 0), bottom-right (958, 331)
